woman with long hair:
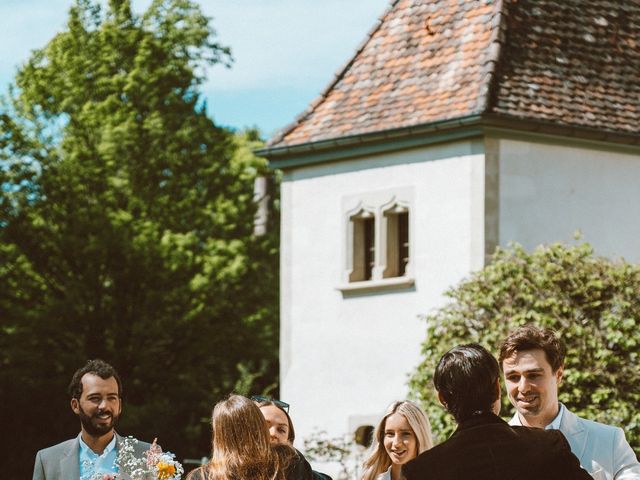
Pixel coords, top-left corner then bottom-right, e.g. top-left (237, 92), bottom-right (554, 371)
top-left (361, 401), bottom-right (433, 480)
top-left (187, 394), bottom-right (296, 480)
top-left (253, 396), bottom-right (332, 480)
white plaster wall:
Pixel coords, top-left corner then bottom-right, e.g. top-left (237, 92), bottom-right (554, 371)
top-left (279, 140), bottom-right (487, 458)
top-left (499, 139), bottom-right (640, 262)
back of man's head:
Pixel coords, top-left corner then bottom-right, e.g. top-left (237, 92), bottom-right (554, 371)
top-left (68, 359), bottom-right (122, 399)
top-left (434, 344), bottom-right (500, 423)
top-left (498, 325), bottom-right (565, 372)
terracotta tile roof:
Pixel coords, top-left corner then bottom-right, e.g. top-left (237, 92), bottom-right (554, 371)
top-left (492, 0), bottom-right (640, 134)
top-left (267, 0), bottom-right (640, 149)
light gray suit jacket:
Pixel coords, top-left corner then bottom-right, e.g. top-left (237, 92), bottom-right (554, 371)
top-left (510, 406), bottom-right (640, 480)
top-left (32, 432), bottom-right (151, 480)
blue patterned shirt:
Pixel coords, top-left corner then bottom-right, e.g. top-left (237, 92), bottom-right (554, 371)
top-left (79, 433), bottom-right (118, 480)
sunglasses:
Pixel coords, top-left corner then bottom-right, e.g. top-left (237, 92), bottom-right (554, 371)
top-left (251, 395), bottom-right (290, 413)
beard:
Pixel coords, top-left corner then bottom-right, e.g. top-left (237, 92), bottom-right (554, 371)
top-left (78, 404), bottom-right (120, 437)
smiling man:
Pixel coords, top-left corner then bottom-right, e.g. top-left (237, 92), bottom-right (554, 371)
top-left (499, 325), bottom-right (640, 480)
top-left (403, 343), bottom-right (591, 480)
top-left (32, 359), bottom-right (151, 480)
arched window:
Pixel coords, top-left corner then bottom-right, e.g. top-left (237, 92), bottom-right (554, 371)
top-left (383, 204), bottom-right (409, 278)
top-left (349, 209), bottom-right (376, 282)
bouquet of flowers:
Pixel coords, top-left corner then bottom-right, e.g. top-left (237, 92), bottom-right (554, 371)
top-left (93, 437), bottom-right (184, 480)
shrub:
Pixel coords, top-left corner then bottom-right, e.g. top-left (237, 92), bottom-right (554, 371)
top-left (408, 242), bottom-right (640, 452)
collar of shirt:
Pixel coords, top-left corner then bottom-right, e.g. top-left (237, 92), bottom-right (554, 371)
top-left (79, 433), bottom-right (118, 480)
top-left (544, 402), bottom-right (565, 430)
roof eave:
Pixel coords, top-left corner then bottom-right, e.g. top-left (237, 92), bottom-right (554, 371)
top-left (257, 114), bottom-right (485, 169)
top-left (258, 114), bottom-right (640, 170)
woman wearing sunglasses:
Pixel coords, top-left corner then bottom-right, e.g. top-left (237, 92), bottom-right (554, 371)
top-left (187, 395), bottom-right (297, 480)
top-left (361, 400), bottom-right (433, 480)
top-left (253, 396), bottom-right (332, 480)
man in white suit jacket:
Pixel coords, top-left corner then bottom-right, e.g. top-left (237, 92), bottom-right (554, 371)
top-left (499, 325), bottom-right (640, 480)
top-left (32, 359), bottom-right (151, 480)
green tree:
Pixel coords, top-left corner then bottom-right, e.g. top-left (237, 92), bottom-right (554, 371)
top-left (0, 1), bottom-right (279, 477)
top-left (408, 242), bottom-right (640, 452)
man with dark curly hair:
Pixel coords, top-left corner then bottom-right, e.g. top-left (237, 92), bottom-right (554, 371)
top-left (32, 359), bottom-right (151, 480)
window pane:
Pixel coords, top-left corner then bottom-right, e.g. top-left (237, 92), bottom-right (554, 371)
top-left (364, 216), bottom-right (375, 280)
top-left (350, 214), bottom-right (375, 282)
top-left (398, 211), bottom-right (409, 276)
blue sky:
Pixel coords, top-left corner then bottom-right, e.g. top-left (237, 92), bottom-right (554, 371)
top-left (0, 0), bottom-right (390, 138)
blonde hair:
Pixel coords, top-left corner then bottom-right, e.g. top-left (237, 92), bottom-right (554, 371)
top-left (187, 395), bottom-right (296, 480)
top-left (361, 400), bottom-right (433, 480)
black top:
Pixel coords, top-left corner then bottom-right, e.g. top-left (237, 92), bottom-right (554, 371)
top-left (403, 413), bottom-right (592, 480)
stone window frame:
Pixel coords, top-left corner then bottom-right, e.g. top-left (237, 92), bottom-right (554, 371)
top-left (339, 187), bottom-right (415, 293)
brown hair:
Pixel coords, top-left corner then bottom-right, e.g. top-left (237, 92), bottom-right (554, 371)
top-left (188, 395), bottom-right (296, 480)
top-left (498, 325), bottom-right (565, 371)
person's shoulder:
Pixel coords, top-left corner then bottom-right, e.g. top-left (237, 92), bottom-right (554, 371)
top-left (512, 425), bottom-right (577, 457)
top-left (562, 408), bottom-right (623, 442)
top-left (185, 466), bottom-right (207, 480)
top-left (36, 437), bottom-right (77, 456)
top-left (312, 471), bottom-right (332, 480)
top-left (571, 411), bottom-right (620, 433)
top-left (403, 442), bottom-right (447, 477)
top-left (512, 424), bottom-right (564, 441)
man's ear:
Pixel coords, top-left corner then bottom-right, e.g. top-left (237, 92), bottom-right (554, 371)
top-left (492, 379), bottom-right (502, 415)
top-left (555, 365), bottom-right (564, 385)
top-left (437, 391), bottom-right (448, 409)
top-left (71, 398), bottom-right (80, 415)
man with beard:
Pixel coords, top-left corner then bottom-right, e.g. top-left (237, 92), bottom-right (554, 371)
top-left (32, 359), bottom-right (151, 480)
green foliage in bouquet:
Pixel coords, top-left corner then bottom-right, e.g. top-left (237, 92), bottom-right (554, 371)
top-left (408, 242), bottom-right (640, 452)
top-left (0, 1), bottom-right (279, 477)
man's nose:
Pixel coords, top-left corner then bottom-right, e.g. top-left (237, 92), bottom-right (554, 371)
top-left (518, 377), bottom-right (531, 393)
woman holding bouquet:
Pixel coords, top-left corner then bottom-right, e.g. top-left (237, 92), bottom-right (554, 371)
top-left (187, 395), bottom-right (297, 480)
top-left (361, 400), bottom-right (433, 480)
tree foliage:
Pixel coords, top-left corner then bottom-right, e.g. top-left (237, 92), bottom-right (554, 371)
top-left (0, 1), bottom-right (278, 477)
top-left (408, 242), bottom-right (640, 452)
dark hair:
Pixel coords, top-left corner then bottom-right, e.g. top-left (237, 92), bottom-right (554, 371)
top-left (253, 399), bottom-right (295, 443)
top-left (498, 325), bottom-right (565, 372)
top-left (68, 359), bottom-right (122, 399)
top-left (433, 344), bottom-right (500, 423)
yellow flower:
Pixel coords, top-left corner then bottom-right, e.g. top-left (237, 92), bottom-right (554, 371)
top-left (157, 462), bottom-right (177, 479)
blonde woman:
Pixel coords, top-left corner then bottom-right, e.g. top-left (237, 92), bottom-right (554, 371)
top-left (361, 401), bottom-right (433, 480)
top-left (187, 394), bottom-right (297, 480)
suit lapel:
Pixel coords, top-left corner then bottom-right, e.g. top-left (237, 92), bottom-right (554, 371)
top-left (559, 407), bottom-right (587, 463)
top-left (60, 437), bottom-right (81, 479)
